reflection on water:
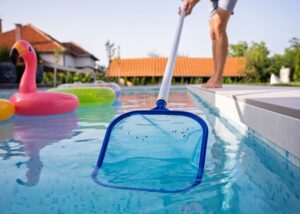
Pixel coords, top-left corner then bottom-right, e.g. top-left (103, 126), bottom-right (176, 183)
top-left (119, 90), bottom-right (197, 111)
top-left (242, 133), bottom-right (300, 211)
top-left (0, 88), bottom-right (299, 213)
top-left (0, 105), bottom-right (120, 187)
top-left (77, 106), bottom-right (117, 126)
top-left (192, 92), bottom-right (300, 213)
top-left (1, 113), bottom-right (79, 186)
top-left (0, 121), bottom-right (16, 160)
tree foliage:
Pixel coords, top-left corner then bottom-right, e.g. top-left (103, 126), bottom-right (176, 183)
top-left (268, 54), bottom-right (284, 76)
top-left (229, 41), bottom-right (248, 57)
top-left (105, 40), bottom-right (116, 62)
top-left (229, 38), bottom-right (300, 83)
top-left (284, 38), bottom-right (300, 80)
top-left (245, 42), bottom-right (270, 82)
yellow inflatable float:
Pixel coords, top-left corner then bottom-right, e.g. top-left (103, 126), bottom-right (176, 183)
top-left (0, 99), bottom-right (15, 122)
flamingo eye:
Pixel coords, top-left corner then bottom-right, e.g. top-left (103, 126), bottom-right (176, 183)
top-left (29, 47), bottom-right (32, 52)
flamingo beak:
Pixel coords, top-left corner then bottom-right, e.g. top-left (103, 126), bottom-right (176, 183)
top-left (10, 41), bottom-right (27, 65)
top-left (10, 48), bottom-right (19, 65)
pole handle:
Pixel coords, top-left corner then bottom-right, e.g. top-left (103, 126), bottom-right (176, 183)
top-left (157, 4), bottom-right (186, 104)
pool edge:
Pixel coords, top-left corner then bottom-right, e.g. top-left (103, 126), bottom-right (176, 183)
top-left (188, 84), bottom-right (300, 168)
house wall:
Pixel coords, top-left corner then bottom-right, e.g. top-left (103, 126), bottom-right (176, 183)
top-left (40, 53), bottom-right (64, 66)
top-left (75, 57), bottom-right (95, 69)
top-left (40, 53), bottom-right (95, 72)
top-left (64, 54), bottom-right (76, 68)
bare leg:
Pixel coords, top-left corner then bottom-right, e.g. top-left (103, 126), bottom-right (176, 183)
top-left (203, 8), bottom-right (231, 88)
top-left (204, 18), bottom-right (218, 86)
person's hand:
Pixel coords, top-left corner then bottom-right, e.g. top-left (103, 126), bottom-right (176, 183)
top-left (178, 0), bottom-right (200, 16)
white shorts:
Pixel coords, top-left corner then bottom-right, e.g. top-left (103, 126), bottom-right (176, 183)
top-left (208, 0), bottom-right (238, 18)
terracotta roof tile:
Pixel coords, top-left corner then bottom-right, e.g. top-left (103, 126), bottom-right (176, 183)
top-left (0, 24), bottom-right (62, 52)
top-left (0, 24), bottom-right (98, 60)
top-left (106, 57), bottom-right (246, 77)
top-left (62, 42), bottom-right (97, 60)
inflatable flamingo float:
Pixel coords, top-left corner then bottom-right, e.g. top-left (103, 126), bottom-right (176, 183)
top-left (9, 40), bottom-right (79, 116)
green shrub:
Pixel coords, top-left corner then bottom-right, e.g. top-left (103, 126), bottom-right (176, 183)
top-left (180, 77), bottom-right (184, 85)
top-left (172, 78), bottom-right (176, 84)
top-left (189, 78), bottom-right (194, 84)
top-left (42, 72), bottom-right (54, 86)
top-left (66, 72), bottom-right (73, 83)
top-left (132, 77), bottom-right (137, 86)
top-left (73, 72), bottom-right (81, 82)
top-left (42, 72), bottom-right (49, 85)
top-left (224, 77), bottom-right (233, 84)
top-left (0, 47), bottom-right (10, 62)
top-left (82, 73), bottom-right (93, 83)
top-left (141, 77), bottom-right (146, 85)
top-left (194, 78), bottom-right (202, 84)
top-left (151, 76), bottom-right (156, 85)
top-left (57, 72), bottom-right (65, 85)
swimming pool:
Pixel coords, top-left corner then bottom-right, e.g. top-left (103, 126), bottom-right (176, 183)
top-left (0, 87), bottom-right (299, 213)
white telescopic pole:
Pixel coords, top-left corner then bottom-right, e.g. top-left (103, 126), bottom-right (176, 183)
top-left (157, 5), bottom-right (186, 103)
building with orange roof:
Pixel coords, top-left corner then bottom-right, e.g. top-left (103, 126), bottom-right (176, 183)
top-left (106, 57), bottom-right (246, 84)
top-left (0, 19), bottom-right (98, 73)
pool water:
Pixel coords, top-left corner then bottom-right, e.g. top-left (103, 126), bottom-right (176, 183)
top-left (0, 87), bottom-right (299, 213)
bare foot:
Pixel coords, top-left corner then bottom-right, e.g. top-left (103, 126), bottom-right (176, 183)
top-left (202, 77), bottom-right (223, 89)
top-left (202, 76), bottom-right (214, 88)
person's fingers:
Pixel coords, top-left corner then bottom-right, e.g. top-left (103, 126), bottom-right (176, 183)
top-left (186, 4), bottom-right (190, 15)
top-left (179, 3), bottom-right (189, 16)
top-left (178, 6), bottom-right (182, 15)
top-left (185, 3), bottom-right (192, 15)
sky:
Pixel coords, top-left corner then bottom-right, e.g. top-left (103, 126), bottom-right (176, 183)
top-left (1, 0), bottom-right (299, 66)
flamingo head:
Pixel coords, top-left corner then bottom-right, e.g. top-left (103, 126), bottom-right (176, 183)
top-left (10, 40), bottom-right (36, 65)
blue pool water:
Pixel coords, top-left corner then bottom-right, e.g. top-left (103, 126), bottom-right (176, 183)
top-left (0, 87), bottom-right (299, 213)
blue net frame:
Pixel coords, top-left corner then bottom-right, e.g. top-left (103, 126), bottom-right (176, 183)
top-left (92, 100), bottom-right (209, 193)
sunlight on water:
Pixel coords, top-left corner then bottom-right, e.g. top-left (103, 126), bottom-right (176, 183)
top-left (0, 88), bottom-right (299, 213)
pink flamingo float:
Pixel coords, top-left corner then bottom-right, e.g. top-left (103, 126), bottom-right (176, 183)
top-left (9, 40), bottom-right (79, 116)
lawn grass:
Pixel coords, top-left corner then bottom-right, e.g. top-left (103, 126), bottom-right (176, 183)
top-left (271, 82), bottom-right (300, 87)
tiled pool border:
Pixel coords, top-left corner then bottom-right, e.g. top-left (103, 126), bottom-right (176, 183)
top-left (188, 85), bottom-right (300, 168)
